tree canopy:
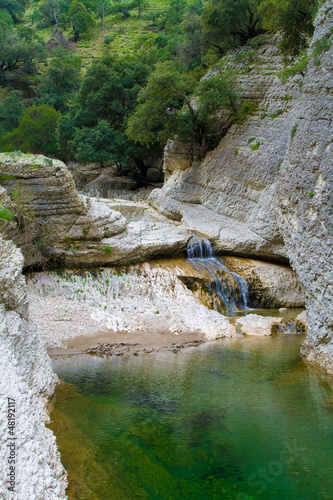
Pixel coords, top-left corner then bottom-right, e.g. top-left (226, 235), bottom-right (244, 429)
top-left (0, 0), bottom-right (321, 181)
top-left (1, 103), bottom-right (60, 156)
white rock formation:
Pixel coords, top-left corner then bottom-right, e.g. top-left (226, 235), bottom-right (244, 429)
top-left (0, 237), bottom-right (67, 500)
top-left (235, 314), bottom-right (281, 336)
top-left (27, 265), bottom-right (236, 348)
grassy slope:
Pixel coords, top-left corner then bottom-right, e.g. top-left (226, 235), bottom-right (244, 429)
top-left (27, 1), bottom-right (170, 70)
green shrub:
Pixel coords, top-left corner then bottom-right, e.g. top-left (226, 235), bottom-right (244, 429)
top-left (278, 55), bottom-right (310, 83)
top-left (290, 122), bottom-right (298, 142)
top-left (104, 245), bottom-right (113, 254)
top-left (250, 141), bottom-right (261, 151)
top-left (233, 51), bottom-right (257, 63)
top-left (236, 102), bottom-right (259, 123)
top-left (247, 137), bottom-right (255, 143)
top-left (0, 207), bottom-right (15, 221)
top-left (0, 175), bottom-right (18, 182)
top-left (270, 108), bottom-right (285, 119)
top-left (249, 35), bottom-right (266, 48)
top-left (313, 36), bottom-right (332, 66)
top-left (103, 35), bottom-right (114, 45)
top-left (234, 148), bottom-right (239, 156)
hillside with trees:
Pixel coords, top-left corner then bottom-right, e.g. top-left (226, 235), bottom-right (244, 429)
top-left (0, 0), bottom-right (320, 185)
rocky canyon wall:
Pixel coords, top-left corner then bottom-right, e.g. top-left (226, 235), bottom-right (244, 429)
top-left (149, 1), bottom-right (333, 374)
top-left (277, 1), bottom-right (333, 375)
top-left (0, 237), bottom-right (67, 499)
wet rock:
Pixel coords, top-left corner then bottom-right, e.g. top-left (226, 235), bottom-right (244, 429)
top-left (223, 256), bottom-right (305, 308)
top-left (235, 314), bottom-right (304, 336)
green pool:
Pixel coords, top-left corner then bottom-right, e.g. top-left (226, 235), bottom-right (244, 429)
top-left (50, 334), bottom-right (333, 499)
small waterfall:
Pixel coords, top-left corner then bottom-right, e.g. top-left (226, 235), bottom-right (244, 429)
top-left (186, 238), bottom-right (249, 314)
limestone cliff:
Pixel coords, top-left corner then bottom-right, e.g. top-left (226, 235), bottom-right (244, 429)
top-left (277, 1), bottom-right (333, 375)
top-left (149, 2), bottom-right (333, 374)
top-left (0, 236), bottom-right (67, 499)
top-left (149, 34), bottom-right (293, 261)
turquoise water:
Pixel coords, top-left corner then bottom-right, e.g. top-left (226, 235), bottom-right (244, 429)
top-left (51, 335), bottom-right (333, 500)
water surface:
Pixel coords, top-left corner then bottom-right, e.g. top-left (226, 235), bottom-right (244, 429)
top-left (50, 335), bottom-right (333, 499)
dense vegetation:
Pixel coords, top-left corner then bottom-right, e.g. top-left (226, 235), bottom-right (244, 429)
top-left (0, 0), bottom-right (320, 183)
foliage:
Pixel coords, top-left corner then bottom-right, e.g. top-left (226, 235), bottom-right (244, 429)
top-left (0, 24), bottom-right (46, 84)
top-left (70, 120), bottom-right (127, 166)
top-left (259, 0), bottom-right (318, 57)
top-left (277, 53), bottom-right (310, 82)
top-left (37, 50), bottom-right (82, 111)
top-left (0, 90), bottom-right (24, 135)
top-left (313, 35), bottom-right (332, 65)
top-left (128, 61), bottom-right (237, 152)
top-left (290, 122), bottom-right (298, 142)
top-left (0, 207), bottom-right (15, 221)
top-left (250, 140), bottom-right (261, 150)
top-left (37, 0), bottom-right (62, 27)
top-left (0, 0), bottom-right (29, 23)
top-left (234, 100), bottom-right (259, 123)
top-left (111, 0), bottom-right (137, 20)
top-left (58, 54), bottom-right (154, 176)
top-left (201, 0), bottom-right (263, 55)
top-left (127, 60), bottom-right (197, 146)
top-left (1, 104), bottom-right (61, 156)
top-left (68, 0), bottom-right (96, 42)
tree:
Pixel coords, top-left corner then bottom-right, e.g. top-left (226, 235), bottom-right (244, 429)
top-left (68, 0), bottom-right (96, 42)
top-left (70, 120), bottom-right (127, 166)
top-left (0, 0), bottom-right (29, 23)
top-left (178, 11), bottom-right (206, 69)
top-left (59, 54), bottom-right (154, 178)
top-left (0, 26), bottom-right (46, 83)
top-left (259, 0), bottom-right (318, 57)
top-left (99, 0), bottom-right (106, 26)
top-left (76, 53), bottom-right (149, 127)
top-left (38, 0), bottom-right (61, 27)
top-left (127, 60), bottom-right (197, 146)
top-left (189, 72), bottom-right (237, 149)
top-left (166, 0), bottom-right (188, 26)
top-left (0, 90), bottom-right (23, 136)
top-left (134, 0), bottom-right (148, 20)
top-left (111, 0), bottom-right (136, 20)
top-left (127, 62), bottom-right (238, 153)
top-left (37, 50), bottom-right (82, 111)
top-left (1, 104), bottom-right (61, 156)
top-left (201, 0), bottom-right (263, 55)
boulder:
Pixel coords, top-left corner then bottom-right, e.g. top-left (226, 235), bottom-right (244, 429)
top-left (235, 314), bottom-right (305, 336)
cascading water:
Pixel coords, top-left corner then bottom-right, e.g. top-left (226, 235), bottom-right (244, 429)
top-left (186, 238), bottom-right (249, 314)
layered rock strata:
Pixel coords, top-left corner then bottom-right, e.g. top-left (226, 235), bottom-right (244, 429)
top-left (149, 2), bottom-right (333, 374)
top-left (0, 154), bottom-right (189, 268)
top-left (276, 2), bottom-right (333, 375)
top-left (149, 35), bottom-right (293, 261)
top-left (0, 237), bottom-right (67, 499)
